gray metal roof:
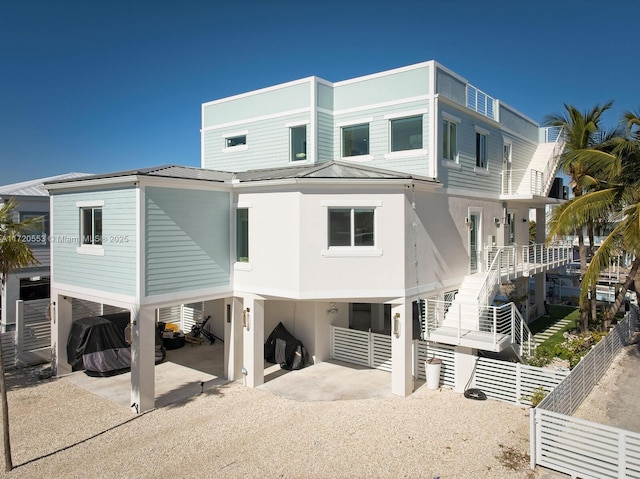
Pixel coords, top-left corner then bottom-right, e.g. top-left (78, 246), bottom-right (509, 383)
top-left (42, 162), bottom-right (438, 189)
top-left (0, 172), bottom-right (90, 197)
top-left (234, 161), bottom-right (438, 183)
top-left (44, 165), bottom-right (234, 185)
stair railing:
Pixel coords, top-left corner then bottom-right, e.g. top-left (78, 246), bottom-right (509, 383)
top-left (541, 125), bottom-right (566, 196)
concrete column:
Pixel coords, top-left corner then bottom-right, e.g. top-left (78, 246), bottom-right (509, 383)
top-left (535, 207), bottom-right (546, 243)
top-left (535, 273), bottom-right (546, 317)
top-left (130, 305), bottom-right (155, 413)
top-left (391, 301), bottom-right (413, 396)
top-left (454, 346), bottom-right (477, 393)
top-left (371, 303), bottom-right (385, 332)
top-left (242, 295), bottom-right (264, 388)
top-left (224, 297), bottom-right (243, 381)
top-left (1, 274), bottom-right (19, 331)
top-left (51, 293), bottom-right (73, 376)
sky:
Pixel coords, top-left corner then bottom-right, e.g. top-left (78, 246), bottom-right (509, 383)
top-left (1, 0), bottom-right (638, 186)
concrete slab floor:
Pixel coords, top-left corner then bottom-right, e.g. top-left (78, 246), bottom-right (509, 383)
top-left (64, 345), bottom-right (399, 408)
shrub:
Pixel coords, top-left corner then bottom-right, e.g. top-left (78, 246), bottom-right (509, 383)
top-left (530, 386), bottom-right (547, 407)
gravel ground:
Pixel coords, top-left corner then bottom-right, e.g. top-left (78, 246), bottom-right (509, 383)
top-left (0, 366), bottom-right (540, 479)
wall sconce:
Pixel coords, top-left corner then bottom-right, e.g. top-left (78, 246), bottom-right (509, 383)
top-left (326, 302), bottom-right (338, 315)
top-left (243, 308), bottom-right (251, 331)
top-left (124, 320), bottom-right (136, 345)
top-left (393, 313), bottom-right (401, 338)
top-left (522, 218), bottom-right (528, 223)
top-left (493, 217), bottom-right (500, 227)
top-left (464, 217), bottom-right (472, 230)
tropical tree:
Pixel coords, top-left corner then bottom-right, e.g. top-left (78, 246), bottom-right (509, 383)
top-left (544, 102), bottom-right (613, 332)
top-left (548, 109), bottom-right (640, 329)
top-left (0, 197), bottom-right (41, 472)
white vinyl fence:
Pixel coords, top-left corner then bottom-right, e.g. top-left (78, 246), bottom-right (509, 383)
top-left (531, 306), bottom-right (640, 478)
top-left (331, 326), bottom-right (392, 372)
top-left (415, 340), bottom-right (455, 388)
top-left (0, 298), bottom-right (52, 369)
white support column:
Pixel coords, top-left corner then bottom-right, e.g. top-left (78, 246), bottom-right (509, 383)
top-left (224, 297), bottom-right (243, 381)
top-left (1, 275), bottom-right (19, 331)
top-left (242, 295), bottom-right (264, 388)
top-left (535, 273), bottom-right (546, 317)
top-left (391, 301), bottom-right (413, 396)
top-left (453, 346), bottom-right (477, 393)
top-left (130, 305), bottom-right (155, 414)
top-left (51, 293), bottom-right (72, 376)
top-left (535, 207), bottom-right (546, 243)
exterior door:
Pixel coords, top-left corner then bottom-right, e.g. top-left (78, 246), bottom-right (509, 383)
top-left (470, 213), bottom-right (480, 273)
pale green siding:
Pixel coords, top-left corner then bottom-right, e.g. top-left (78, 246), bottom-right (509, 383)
top-left (202, 112), bottom-right (311, 171)
top-left (317, 82), bottom-right (333, 110)
top-left (145, 187), bottom-right (230, 296)
top-left (334, 99), bottom-right (431, 176)
top-left (51, 188), bottom-right (137, 296)
top-left (203, 81), bottom-right (311, 128)
top-left (499, 105), bottom-right (538, 142)
top-left (317, 111), bottom-right (333, 161)
top-left (334, 66), bottom-right (430, 110)
top-left (435, 69), bottom-right (466, 106)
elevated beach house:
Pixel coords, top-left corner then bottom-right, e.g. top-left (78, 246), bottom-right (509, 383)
top-left (46, 61), bottom-right (570, 412)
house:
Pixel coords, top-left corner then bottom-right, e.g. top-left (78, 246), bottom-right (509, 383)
top-left (46, 61), bottom-right (570, 413)
top-left (0, 173), bottom-right (88, 332)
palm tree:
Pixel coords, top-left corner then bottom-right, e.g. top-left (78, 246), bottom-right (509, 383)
top-left (548, 110), bottom-right (640, 329)
top-left (544, 102), bottom-right (613, 332)
top-left (0, 197), bottom-right (41, 472)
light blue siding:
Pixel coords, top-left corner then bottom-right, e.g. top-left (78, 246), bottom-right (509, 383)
top-left (437, 109), bottom-right (503, 192)
top-left (317, 111), bottom-right (333, 161)
top-left (317, 82), bottom-right (333, 110)
top-left (51, 188), bottom-right (137, 296)
top-left (203, 112), bottom-right (311, 171)
top-left (436, 69), bottom-right (466, 106)
top-left (203, 81), bottom-right (311, 128)
top-left (334, 66), bottom-right (429, 111)
top-left (145, 187), bottom-right (230, 297)
top-left (499, 105), bottom-right (538, 142)
top-left (334, 99), bottom-right (431, 177)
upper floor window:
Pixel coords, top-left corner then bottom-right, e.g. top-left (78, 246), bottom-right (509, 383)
top-left (443, 119), bottom-right (458, 162)
top-left (290, 125), bottom-right (307, 161)
top-left (476, 132), bottom-right (488, 169)
top-left (226, 135), bottom-right (246, 148)
top-left (80, 207), bottom-right (102, 245)
top-left (342, 124), bottom-right (369, 158)
top-left (236, 208), bottom-right (249, 262)
top-left (390, 116), bottom-right (422, 152)
top-left (328, 208), bottom-right (374, 247)
top-left (19, 212), bottom-right (48, 245)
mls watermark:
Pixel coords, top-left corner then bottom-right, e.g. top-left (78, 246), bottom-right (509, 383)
top-left (14, 234), bottom-right (131, 244)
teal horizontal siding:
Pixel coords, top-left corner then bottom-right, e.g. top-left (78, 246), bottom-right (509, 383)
top-left (51, 188), bottom-right (137, 296)
top-left (334, 66), bottom-right (429, 111)
top-left (203, 81), bottom-right (311, 128)
top-left (145, 187), bottom-right (230, 297)
top-left (203, 112), bottom-right (310, 172)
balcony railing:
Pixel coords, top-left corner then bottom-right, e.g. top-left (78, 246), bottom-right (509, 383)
top-left (467, 84), bottom-right (496, 120)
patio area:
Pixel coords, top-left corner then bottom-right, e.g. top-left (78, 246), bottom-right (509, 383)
top-left (63, 340), bottom-right (395, 409)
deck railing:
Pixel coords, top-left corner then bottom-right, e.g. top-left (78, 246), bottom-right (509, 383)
top-left (467, 84), bottom-right (496, 120)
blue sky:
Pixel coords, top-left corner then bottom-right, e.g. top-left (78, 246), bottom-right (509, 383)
top-left (1, 0), bottom-right (638, 185)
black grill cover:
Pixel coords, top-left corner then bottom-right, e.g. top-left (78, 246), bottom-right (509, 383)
top-left (264, 322), bottom-right (309, 370)
top-left (67, 312), bottom-right (164, 376)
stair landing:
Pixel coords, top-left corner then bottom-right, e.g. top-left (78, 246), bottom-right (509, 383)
top-left (428, 326), bottom-right (512, 352)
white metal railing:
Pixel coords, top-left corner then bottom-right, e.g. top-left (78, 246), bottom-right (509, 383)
top-left (467, 84), bottom-right (496, 120)
top-left (530, 307), bottom-right (639, 477)
top-left (502, 126), bottom-right (565, 196)
top-left (485, 243), bottom-right (572, 281)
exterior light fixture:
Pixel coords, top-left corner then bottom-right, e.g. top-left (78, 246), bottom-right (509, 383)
top-left (393, 313), bottom-right (401, 338)
top-left (243, 308), bottom-right (251, 331)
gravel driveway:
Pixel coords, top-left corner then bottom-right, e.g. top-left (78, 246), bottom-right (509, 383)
top-left (1, 366), bottom-right (538, 478)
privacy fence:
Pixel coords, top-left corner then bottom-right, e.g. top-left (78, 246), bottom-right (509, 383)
top-left (531, 306), bottom-right (640, 478)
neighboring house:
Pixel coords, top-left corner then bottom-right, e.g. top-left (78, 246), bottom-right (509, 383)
top-left (46, 61), bottom-right (570, 413)
top-left (0, 173), bottom-right (88, 332)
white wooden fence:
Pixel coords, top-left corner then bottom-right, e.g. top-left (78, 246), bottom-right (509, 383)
top-left (531, 307), bottom-right (640, 478)
top-left (474, 357), bottom-right (568, 406)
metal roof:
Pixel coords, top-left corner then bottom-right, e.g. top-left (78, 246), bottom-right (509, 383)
top-left (0, 172), bottom-right (90, 197)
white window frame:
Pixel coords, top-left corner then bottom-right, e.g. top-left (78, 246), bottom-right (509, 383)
top-left (338, 119), bottom-right (372, 161)
top-left (222, 131), bottom-right (249, 152)
top-left (75, 200), bottom-right (104, 256)
top-left (389, 115), bottom-right (423, 153)
top-left (321, 199), bottom-right (382, 257)
top-left (475, 126), bottom-right (490, 172)
top-left (234, 202), bottom-right (252, 271)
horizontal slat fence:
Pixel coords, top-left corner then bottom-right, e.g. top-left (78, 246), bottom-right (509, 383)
top-left (415, 341), bottom-right (455, 388)
top-left (331, 326), bottom-right (392, 371)
top-left (0, 332), bottom-right (15, 368)
top-left (20, 298), bottom-right (51, 351)
top-left (531, 306), bottom-right (640, 477)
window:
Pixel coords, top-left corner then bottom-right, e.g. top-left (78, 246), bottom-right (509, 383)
top-left (476, 132), bottom-right (488, 168)
top-left (290, 125), bottom-right (307, 161)
top-left (19, 212), bottom-right (48, 245)
top-left (391, 116), bottom-right (422, 152)
top-left (236, 208), bottom-right (249, 262)
top-left (226, 135), bottom-right (246, 148)
top-left (342, 124), bottom-right (369, 157)
top-left (442, 119), bottom-right (458, 161)
top-left (328, 208), bottom-right (374, 247)
top-left (80, 207), bottom-right (102, 245)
